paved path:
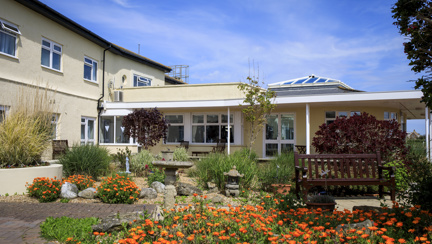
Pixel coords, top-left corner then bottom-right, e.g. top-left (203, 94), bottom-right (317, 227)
top-left (0, 203), bottom-right (154, 244)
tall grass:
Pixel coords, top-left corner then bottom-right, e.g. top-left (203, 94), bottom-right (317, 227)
top-left (0, 85), bottom-right (56, 167)
top-left (59, 144), bottom-right (111, 179)
top-left (195, 149), bottom-right (259, 190)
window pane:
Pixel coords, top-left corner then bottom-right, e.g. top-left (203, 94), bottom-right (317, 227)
top-left (166, 115), bottom-right (183, 124)
top-left (100, 117), bottom-right (113, 143)
top-left (167, 126), bottom-right (184, 143)
top-left (88, 120), bottom-right (94, 140)
top-left (0, 32), bottom-right (16, 56)
top-left (84, 64), bottom-right (91, 80)
top-left (193, 115), bottom-right (203, 123)
top-left (41, 48), bottom-right (50, 67)
top-left (281, 114), bottom-right (294, 140)
top-left (221, 125), bottom-right (234, 143)
top-left (52, 52), bottom-right (61, 70)
top-left (206, 125), bottom-right (219, 143)
top-left (221, 114), bottom-right (233, 123)
top-left (325, 111), bottom-right (335, 118)
top-left (192, 126), bottom-right (204, 143)
top-left (266, 115), bottom-right (278, 140)
top-left (207, 114), bottom-right (218, 123)
top-left (115, 116), bottom-right (129, 143)
top-left (265, 144), bottom-right (278, 157)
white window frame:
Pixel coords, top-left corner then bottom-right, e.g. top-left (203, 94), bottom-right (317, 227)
top-left (41, 38), bottom-right (62, 71)
top-left (191, 113), bottom-right (234, 144)
top-left (165, 114), bottom-right (185, 143)
top-left (81, 117), bottom-right (95, 145)
top-left (133, 74), bottom-right (152, 87)
top-left (83, 56), bottom-right (98, 82)
top-left (0, 19), bottom-right (20, 57)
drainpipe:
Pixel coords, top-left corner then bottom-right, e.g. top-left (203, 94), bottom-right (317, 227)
top-left (97, 45), bottom-right (112, 144)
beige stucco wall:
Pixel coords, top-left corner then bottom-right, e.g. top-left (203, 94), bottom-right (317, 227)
top-left (120, 82), bottom-right (245, 102)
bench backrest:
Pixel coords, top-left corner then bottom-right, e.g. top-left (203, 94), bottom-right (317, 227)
top-left (295, 151), bottom-right (382, 180)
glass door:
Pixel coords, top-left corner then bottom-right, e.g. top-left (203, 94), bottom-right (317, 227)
top-left (264, 113), bottom-right (295, 157)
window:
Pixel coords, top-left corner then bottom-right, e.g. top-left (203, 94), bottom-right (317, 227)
top-left (0, 19), bottom-right (20, 57)
top-left (384, 112), bottom-right (397, 121)
top-left (99, 116), bottom-right (131, 144)
top-left (51, 114), bottom-right (59, 139)
top-left (83, 57), bottom-right (98, 82)
top-left (192, 114), bottom-right (234, 143)
top-left (0, 105), bottom-right (9, 123)
top-left (41, 38), bottom-right (62, 71)
top-left (133, 74), bottom-right (151, 87)
top-left (81, 117), bottom-right (95, 145)
top-left (325, 111), bottom-right (359, 125)
top-left (166, 115), bottom-right (184, 143)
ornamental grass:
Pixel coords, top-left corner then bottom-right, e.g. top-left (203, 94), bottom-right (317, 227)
top-left (111, 195), bottom-right (431, 244)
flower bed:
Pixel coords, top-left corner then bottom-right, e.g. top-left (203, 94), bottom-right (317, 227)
top-left (0, 162), bottom-right (62, 195)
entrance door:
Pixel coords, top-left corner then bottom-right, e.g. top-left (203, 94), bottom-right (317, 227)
top-left (264, 114), bottom-right (295, 157)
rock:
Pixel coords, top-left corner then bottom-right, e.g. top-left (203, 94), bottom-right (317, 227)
top-left (176, 182), bottom-right (203, 196)
top-left (353, 206), bottom-right (383, 214)
top-left (151, 181), bottom-right (165, 193)
top-left (207, 182), bottom-right (219, 193)
top-left (164, 185), bottom-right (177, 210)
top-left (60, 182), bottom-right (78, 199)
top-left (210, 195), bottom-right (224, 203)
top-left (140, 188), bottom-right (158, 199)
top-left (78, 187), bottom-right (97, 199)
top-left (92, 211), bottom-right (144, 233)
top-left (336, 219), bottom-right (375, 235)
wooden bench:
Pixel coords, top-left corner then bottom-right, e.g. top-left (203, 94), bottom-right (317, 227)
top-left (52, 140), bottom-right (68, 159)
top-left (294, 151), bottom-right (396, 202)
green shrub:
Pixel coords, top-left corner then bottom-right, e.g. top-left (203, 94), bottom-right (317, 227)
top-left (173, 147), bottom-right (189, 161)
top-left (40, 216), bottom-right (98, 243)
top-left (59, 144), bottom-right (111, 179)
top-left (26, 177), bottom-right (62, 202)
top-left (97, 174), bottom-right (140, 204)
top-left (130, 149), bottom-right (155, 176)
top-left (259, 152), bottom-right (295, 187)
top-left (147, 168), bottom-right (166, 186)
top-left (195, 148), bottom-right (258, 190)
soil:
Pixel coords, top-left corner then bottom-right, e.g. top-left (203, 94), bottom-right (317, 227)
top-left (0, 172), bottom-right (256, 207)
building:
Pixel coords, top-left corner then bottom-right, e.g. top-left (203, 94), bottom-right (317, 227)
top-left (1, 0), bottom-right (428, 159)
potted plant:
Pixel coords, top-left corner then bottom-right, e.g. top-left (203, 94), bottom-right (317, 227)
top-left (306, 195), bottom-right (336, 211)
top-left (260, 153), bottom-right (294, 195)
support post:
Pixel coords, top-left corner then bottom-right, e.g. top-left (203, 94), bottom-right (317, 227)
top-left (306, 103), bottom-right (310, 154)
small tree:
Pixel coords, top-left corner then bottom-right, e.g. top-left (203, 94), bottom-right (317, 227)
top-left (122, 108), bottom-right (168, 149)
top-left (312, 112), bottom-right (408, 162)
top-left (238, 74), bottom-right (276, 151)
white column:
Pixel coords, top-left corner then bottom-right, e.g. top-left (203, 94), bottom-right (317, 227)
top-left (227, 107), bottom-right (231, 155)
top-left (306, 103), bottom-right (310, 154)
top-left (427, 107), bottom-right (430, 161)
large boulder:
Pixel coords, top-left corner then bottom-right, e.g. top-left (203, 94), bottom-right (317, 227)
top-left (151, 181), bottom-right (165, 193)
top-left (60, 182), bottom-right (78, 199)
top-left (78, 187), bottom-right (97, 199)
top-left (139, 188), bottom-right (158, 199)
top-left (176, 182), bottom-right (203, 196)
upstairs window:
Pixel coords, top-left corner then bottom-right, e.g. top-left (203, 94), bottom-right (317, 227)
top-left (133, 74), bottom-right (151, 87)
top-left (41, 38), bottom-right (62, 71)
top-left (0, 19), bottom-right (20, 57)
top-left (84, 57), bottom-right (98, 82)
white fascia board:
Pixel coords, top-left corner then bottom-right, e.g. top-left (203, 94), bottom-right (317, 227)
top-left (275, 90), bottom-right (423, 104)
top-left (105, 99), bottom-right (246, 109)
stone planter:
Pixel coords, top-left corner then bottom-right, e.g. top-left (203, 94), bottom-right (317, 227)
top-left (0, 162), bottom-right (63, 195)
top-left (271, 184), bottom-right (292, 195)
top-left (306, 202), bottom-right (336, 211)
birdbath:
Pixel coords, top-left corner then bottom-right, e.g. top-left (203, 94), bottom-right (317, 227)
top-left (151, 161), bottom-right (193, 186)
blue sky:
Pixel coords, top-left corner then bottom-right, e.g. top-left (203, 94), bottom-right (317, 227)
top-left (39, 0), bottom-right (426, 134)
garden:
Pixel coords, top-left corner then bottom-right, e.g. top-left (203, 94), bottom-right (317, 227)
top-left (0, 88), bottom-right (431, 243)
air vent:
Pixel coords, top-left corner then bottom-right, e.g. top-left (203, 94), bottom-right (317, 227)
top-left (114, 91), bottom-right (123, 102)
